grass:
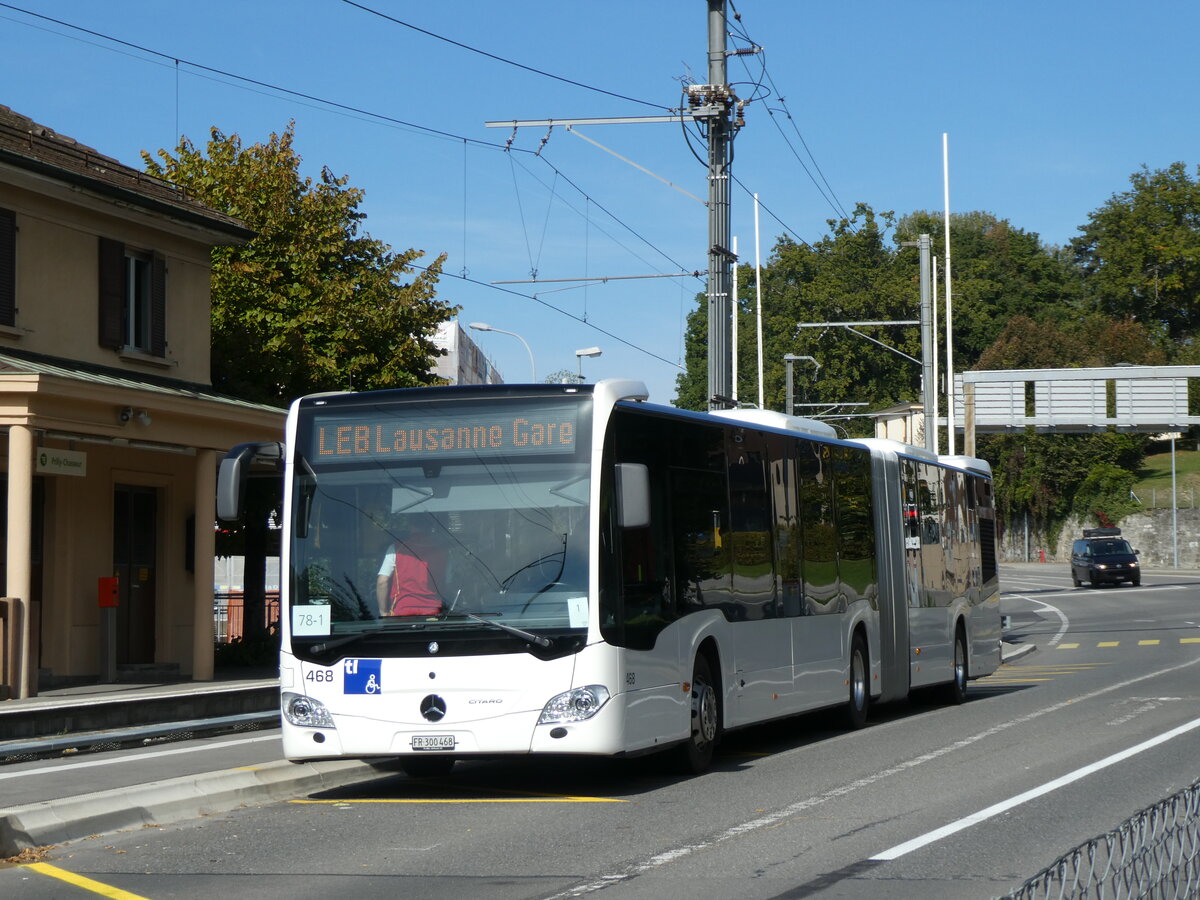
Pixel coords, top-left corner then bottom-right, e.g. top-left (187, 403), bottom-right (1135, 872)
top-left (1132, 446), bottom-right (1200, 509)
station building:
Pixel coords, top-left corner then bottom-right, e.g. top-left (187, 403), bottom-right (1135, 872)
top-left (0, 105), bottom-right (283, 697)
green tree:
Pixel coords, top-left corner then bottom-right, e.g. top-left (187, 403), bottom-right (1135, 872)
top-left (143, 124), bottom-right (454, 405)
top-left (896, 211), bottom-right (1082, 365)
top-left (975, 315), bottom-right (1164, 535)
top-left (1073, 162), bottom-right (1200, 341)
top-left (677, 204), bottom-right (916, 425)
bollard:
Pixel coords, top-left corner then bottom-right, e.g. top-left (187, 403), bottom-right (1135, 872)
top-left (98, 576), bottom-right (119, 683)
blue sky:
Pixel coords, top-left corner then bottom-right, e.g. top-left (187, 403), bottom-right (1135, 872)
top-left (2, 1), bottom-right (1196, 404)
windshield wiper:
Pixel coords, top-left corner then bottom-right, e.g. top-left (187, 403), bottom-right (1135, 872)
top-left (464, 612), bottom-right (552, 648)
top-left (308, 633), bottom-right (368, 655)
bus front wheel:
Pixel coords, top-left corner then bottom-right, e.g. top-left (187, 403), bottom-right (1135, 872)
top-left (678, 654), bottom-right (720, 774)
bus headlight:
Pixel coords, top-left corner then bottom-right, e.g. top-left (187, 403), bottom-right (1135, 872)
top-left (539, 685), bottom-right (611, 724)
top-left (283, 691), bottom-right (335, 728)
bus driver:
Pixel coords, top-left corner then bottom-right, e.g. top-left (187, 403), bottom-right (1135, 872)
top-left (375, 517), bottom-right (445, 617)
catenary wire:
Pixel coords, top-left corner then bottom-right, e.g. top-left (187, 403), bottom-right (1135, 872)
top-left (339, 0), bottom-right (670, 112)
top-left (410, 263), bottom-right (685, 371)
top-left (0, 2), bottom-right (702, 369)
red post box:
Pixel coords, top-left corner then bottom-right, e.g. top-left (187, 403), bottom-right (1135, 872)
top-left (98, 576), bottom-right (119, 608)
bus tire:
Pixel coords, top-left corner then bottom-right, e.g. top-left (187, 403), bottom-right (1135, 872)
top-left (400, 755), bottom-right (456, 778)
top-left (677, 654), bottom-right (720, 774)
top-left (943, 625), bottom-right (969, 705)
top-left (846, 633), bottom-right (870, 730)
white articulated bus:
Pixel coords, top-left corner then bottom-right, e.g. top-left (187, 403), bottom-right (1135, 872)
top-left (217, 378), bottom-right (1001, 776)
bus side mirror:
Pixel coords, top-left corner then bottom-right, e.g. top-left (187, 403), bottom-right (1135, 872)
top-left (217, 442), bottom-right (282, 522)
top-left (616, 463), bottom-right (650, 529)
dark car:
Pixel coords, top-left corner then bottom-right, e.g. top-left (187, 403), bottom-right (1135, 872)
top-left (1070, 528), bottom-right (1140, 587)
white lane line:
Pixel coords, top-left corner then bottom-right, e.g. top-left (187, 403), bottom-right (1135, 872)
top-left (1005, 593), bottom-right (1070, 646)
top-left (542, 654), bottom-right (1200, 899)
top-left (871, 715), bottom-right (1200, 861)
top-left (0, 733), bottom-right (279, 780)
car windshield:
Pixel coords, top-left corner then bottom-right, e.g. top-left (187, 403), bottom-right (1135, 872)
top-left (1091, 539), bottom-right (1133, 555)
top-left (286, 395), bottom-right (592, 654)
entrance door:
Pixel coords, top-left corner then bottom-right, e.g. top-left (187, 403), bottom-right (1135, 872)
top-left (113, 485), bottom-right (157, 664)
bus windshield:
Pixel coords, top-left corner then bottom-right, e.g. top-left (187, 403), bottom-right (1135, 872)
top-left (287, 395), bottom-right (593, 657)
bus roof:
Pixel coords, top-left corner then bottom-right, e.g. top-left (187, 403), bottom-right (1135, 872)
top-left (710, 408), bottom-right (837, 437)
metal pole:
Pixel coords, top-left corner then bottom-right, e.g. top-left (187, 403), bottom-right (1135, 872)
top-left (918, 234), bottom-right (935, 452)
top-left (731, 235), bottom-right (739, 402)
top-left (943, 134), bottom-right (956, 455)
top-left (785, 356), bottom-right (794, 416)
top-left (755, 193), bottom-right (764, 409)
top-left (1172, 435), bottom-right (1179, 568)
top-left (705, 0), bottom-right (733, 409)
top-left (931, 255), bottom-right (939, 451)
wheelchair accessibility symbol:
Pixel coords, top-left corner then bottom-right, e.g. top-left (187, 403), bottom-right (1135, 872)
top-left (344, 658), bottom-right (382, 695)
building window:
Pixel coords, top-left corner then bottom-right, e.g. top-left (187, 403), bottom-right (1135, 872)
top-left (98, 237), bottom-right (165, 357)
top-left (0, 207), bottom-right (15, 328)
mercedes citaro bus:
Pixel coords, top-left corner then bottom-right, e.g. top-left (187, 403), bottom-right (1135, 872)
top-left (217, 379), bottom-right (1001, 777)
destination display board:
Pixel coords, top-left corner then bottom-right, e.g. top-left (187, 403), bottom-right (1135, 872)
top-left (306, 399), bottom-right (584, 462)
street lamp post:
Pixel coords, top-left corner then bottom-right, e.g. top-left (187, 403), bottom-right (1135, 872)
top-left (575, 346), bottom-right (602, 382)
top-left (469, 322), bottom-right (536, 383)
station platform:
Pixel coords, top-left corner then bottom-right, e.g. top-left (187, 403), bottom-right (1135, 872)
top-left (0, 669), bottom-right (280, 765)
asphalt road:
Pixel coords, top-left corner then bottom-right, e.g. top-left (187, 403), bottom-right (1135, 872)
top-left (4, 562), bottom-right (1200, 900)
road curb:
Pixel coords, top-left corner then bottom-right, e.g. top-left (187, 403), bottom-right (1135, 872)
top-left (1001, 641), bottom-right (1037, 663)
top-left (0, 758), bottom-right (385, 858)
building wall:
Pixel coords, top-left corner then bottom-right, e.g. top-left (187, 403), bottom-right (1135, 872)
top-left (432, 320), bottom-right (503, 385)
top-left (38, 441), bottom-right (191, 676)
top-left (0, 180), bottom-right (215, 385)
top-left (0, 114), bottom-right (282, 692)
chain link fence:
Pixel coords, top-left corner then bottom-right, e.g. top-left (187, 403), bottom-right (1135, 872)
top-left (1000, 778), bottom-right (1200, 899)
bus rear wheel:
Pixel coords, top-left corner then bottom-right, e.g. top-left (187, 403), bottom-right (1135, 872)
top-left (942, 626), bottom-right (968, 705)
top-left (677, 654), bottom-right (720, 774)
top-left (846, 634), bottom-right (870, 730)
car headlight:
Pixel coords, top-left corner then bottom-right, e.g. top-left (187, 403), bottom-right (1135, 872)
top-left (1096, 564), bottom-right (1108, 569)
top-left (539, 685), bottom-right (611, 724)
top-left (282, 691), bottom-right (335, 728)
top-left (1130, 561), bottom-right (1139, 567)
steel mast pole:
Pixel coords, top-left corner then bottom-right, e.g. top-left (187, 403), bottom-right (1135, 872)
top-left (917, 234), bottom-right (935, 451)
top-left (705, 0), bottom-right (734, 409)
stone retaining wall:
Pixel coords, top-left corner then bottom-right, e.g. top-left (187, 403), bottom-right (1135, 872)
top-left (999, 508), bottom-right (1200, 567)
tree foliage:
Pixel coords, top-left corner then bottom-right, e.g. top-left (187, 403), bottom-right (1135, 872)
top-left (1073, 162), bottom-right (1200, 342)
top-left (143, 123), bottom-right (455, 405)
top-left (674, 170), bottom-right (1197, 539)
top-left (975, 314), bottom-right (1164, 532)
top-left (676, 204), bottom-right (1080, 435)
top-left (677, 204), bottom-right (917, 424)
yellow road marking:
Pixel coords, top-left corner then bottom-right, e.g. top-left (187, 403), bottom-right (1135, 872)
top-left (1098, 642), bottom-right (1120, 647)
top-left (24, 862), bottom-right (151, 899)
top-left (1183, 638), bottom-right (1200, 644)
top-left (1057, 643), bottom-right (1081, 649)
top-left (1138, 640), bottom-right (1161, 646)
top-left (294, 795), bottom-right (626, 804)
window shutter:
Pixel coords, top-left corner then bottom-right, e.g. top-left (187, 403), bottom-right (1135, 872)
top-left (98, 237), bottom-right (124, 349)
top-left (0, 209), bottom-right (14, 328)
top-left (150, 253), bottom-right (166, 357)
